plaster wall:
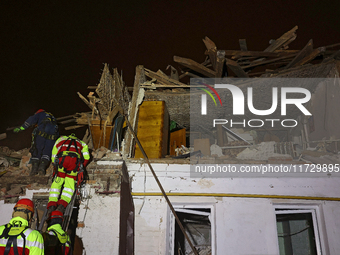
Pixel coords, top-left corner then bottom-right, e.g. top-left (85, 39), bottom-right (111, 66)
top-left (127, 162), bottom-right (340, 255)
top-left (77, 186), bottom-right (120, 255)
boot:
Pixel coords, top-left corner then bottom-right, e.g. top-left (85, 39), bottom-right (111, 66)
top-left (37, 158), bottom-right (50, 176)
top-left (46, 205), bottom-right (56, 220)
top-left (56, 204), bottom-right (66, 214)
top-left (30, 159), bottom-right (39, 176)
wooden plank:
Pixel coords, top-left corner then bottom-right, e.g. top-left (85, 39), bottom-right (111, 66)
top-left (144, 68), bottom-right (187, 86)
top-left (59, 119), bottom-right (76, 125)
top-left (241, 54), bottom-right (297, 69)
top-left (294, 47), bottom-right (325, 66)
top-left (123, 65), bottom-right (145, 158)
top-left (202, 36), bottom-right (216, 50)
top-left (225, 50), bottom-right (281, 58)
top-left (215, 50), bottom-right (226, 78)
top-left (90, 123), bottom-right (113, 149)
top-left (174, 56), bottom-right (216, 78)
top-left (323, 49), bottom-right (340, 63)
top-left (77, 92), bottom-right (99, 114)
top-left (134, 101), bottom-right (169, 159)
top-left (226, 58), bottom-right (249, 78)
top-left (264, 26), bottom-right (298, 52)
top-left (166, 65), bottom-right (179, 81)
top-left (178, 71), bottom-right (201, 79)
top-left (285, 39), bottom-right (313, 69)
top-left (56, 114), bottom-right (78, 121)
top-left (64, 125), bottom-right (85, 130)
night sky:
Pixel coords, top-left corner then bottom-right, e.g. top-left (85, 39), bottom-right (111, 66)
top-left (1, 1), bottom-right (340, 150)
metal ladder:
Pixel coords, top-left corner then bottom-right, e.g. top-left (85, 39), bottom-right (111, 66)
top-left (37, 191), bottom-right (77, 232)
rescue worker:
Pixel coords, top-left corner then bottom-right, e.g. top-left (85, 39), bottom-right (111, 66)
top-left (47, 134), bottom-right (90, 215)
top-left (0, 198), bottom-right (44, 255)
top-left (13, 109), bottom-right (59, 176)
top-left (42, 211), bottom-right (72, 255)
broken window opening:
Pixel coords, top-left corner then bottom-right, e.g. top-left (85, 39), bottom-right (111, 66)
top-left (168, 206), bottom-right (214, 255)
top-left (275, 207), bottom-right (323, 255)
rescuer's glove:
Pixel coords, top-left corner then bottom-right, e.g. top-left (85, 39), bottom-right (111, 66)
top-left (13, 127), bottom-right (25, 133)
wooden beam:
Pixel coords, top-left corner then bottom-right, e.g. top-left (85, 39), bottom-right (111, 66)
top-left (225, 50), bottom-right (281, 58)
top-left (144, 68), bottom-right (187, 86)
top-left (294, 47), bottom-right (325, 66)
top-left (64, 125), bottom-right (85, 130)
top-left (226, 58), bottom-right (249, 78)
top-left (56, 114), bottom-right (78, 121)
top-left (174, 56), bottom-right (216, 78)
top-left (215, 50), bottom-right (226, 78)
top-left (77, 92), bottom-right (99, 114)
top-left (323, 49), bottom-right (340, 63)
top-left (285, 39), bottom-right (313, 69)
top-left (241, 54), bottom-right (297, 69)
top-left (264, 26), bottom-right (298, 52)
top-left (123, 65), bottom-right (145, 158)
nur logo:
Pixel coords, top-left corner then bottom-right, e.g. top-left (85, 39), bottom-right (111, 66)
top-left (199, 83), bottom-right (222, 115)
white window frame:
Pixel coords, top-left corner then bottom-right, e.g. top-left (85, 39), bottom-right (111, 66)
top-left (273, 204), bottom-right (328, 255)
top-left (166, 203), bottom-right (216, 255)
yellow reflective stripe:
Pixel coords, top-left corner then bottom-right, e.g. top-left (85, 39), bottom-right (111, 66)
top-left (0, 239), bottom-right (7, 245)
top-left (26, 239), bottom-right (44, 250)
top-left (61, 192), bottom-right (73, 199)
top-left (63, 187), bottom-right (74, 193)
top-left (49, 194), bottom-right (59, 198)
top-left (50, 189), bottom-right (60, 192)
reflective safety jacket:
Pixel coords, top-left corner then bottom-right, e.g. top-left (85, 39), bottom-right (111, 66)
top-left (44, 224), bottom-right (71, 255)
top-left (0, 217), bottom-right (44, 255)
top-left (51, 135), bottom-right (90, 172)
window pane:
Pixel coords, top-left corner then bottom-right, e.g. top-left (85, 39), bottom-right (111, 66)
top-left (276, 213), bottom-right (317, 255)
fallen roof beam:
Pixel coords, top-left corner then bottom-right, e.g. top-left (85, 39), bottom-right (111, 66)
top-left (264, 26), bottom-right (298, 52)
top-left (241, 53), bottom-right (297, 69)
top-left (144, 68), bottom-right (187, 86)
top-left (226, 58), bottom-right (249, 78)
top-left (285, 39), bottom-right (314, 69)
top-left (174, 56), bottom-right (216, 78)
top-left (293, 47), bottom-right (325, 66)
top-left (203, 36), bottom-right (217, 70)
top-left (77, 92), bottom-right (99, 114)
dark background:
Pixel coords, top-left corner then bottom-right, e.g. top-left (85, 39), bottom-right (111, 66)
top-left (1, 0), bottom-right (340, 150)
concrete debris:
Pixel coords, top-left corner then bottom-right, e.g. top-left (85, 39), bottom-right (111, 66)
top-left (237, 141), bottom-right (291, 161)
top-left (105, 151), bottom-right (122, 160)
top-left (91, 146), bottom-right (109, 160)
top-left (0, 157), bottom-right (9, 167)
top-left (210, 144), bottom-right (223, 157)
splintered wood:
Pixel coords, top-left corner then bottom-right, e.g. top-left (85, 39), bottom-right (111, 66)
top-left (140, 25), bottom-right (340, 88)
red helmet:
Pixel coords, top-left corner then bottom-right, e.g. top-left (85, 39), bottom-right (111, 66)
top-left (14, 198), bottom-right (34, 216)
top-left (35, 109), bottom-right (45, 114)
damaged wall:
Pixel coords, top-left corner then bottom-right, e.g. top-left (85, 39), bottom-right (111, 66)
top-left (126, 161), bottom-right (340, 255)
